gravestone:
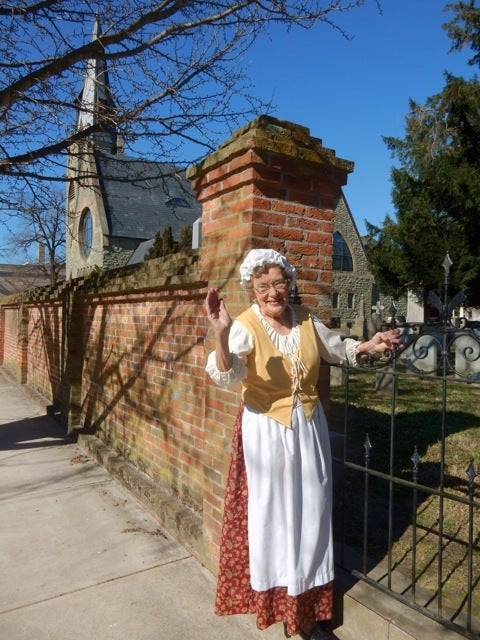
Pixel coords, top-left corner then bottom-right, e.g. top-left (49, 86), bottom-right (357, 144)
top-left (453, 332), bottom-right (480, 382)
top-left (397, 332), bottom-right (440, 374)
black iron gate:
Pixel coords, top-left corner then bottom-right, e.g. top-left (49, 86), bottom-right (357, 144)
top-left (331, 262), bottom-right (480, 639)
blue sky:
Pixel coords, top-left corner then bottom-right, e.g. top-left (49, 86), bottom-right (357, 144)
top-left (3, 1), bottom-right (475, 263)
top-left (245, 0), bottom-right (476, 236)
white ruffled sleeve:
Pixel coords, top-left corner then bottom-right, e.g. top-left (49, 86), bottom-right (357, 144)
top-left (312, 315), bottom-right (361, 367)
top-left (205, 319), bottom-right (253, 387)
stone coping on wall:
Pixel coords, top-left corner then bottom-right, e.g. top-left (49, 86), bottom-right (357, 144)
top-left (0, 250), bottom-right (203, 307)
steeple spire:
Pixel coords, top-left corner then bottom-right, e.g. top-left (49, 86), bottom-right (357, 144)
top-left (76, 17), bottom-right (118, 154)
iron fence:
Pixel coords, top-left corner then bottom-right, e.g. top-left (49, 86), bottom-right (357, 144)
top-left (331, 258), bottom-right (480, 639)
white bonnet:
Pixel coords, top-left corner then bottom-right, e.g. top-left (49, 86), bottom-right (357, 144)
top-left (239, 249), bottom-right (296, 286)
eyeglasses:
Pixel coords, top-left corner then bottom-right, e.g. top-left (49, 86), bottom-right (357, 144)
top-left (253, 279), bottom-right (289, 295)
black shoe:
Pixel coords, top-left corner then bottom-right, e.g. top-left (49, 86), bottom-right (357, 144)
top-left (307, 622), bottom-right (334, 639)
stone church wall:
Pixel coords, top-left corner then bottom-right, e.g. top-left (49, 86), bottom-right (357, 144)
top-left (332, 194), bottom-right (373, 335)
top-left (0, 116), bottom-right (352, 572)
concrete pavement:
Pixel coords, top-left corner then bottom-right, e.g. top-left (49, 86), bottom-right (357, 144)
top-left (1, 368), bottom-right (467, 640)
top-left (0, 369), bottom-right (285, 640)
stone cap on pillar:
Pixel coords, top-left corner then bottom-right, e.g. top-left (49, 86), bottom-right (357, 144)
top-left (187, 114), bottom-right (354, 188)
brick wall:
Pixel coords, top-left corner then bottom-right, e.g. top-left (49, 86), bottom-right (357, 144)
top-left (80, 282), bottom-right (207, 514)
top-left (0, 307), bottom-right (3, 365)
top-left (27, 302), bottom-right (64, 401)
top-left (0, 116), bottom-right (353, 572)
top-left (2, 306), bottom-right (27, 382)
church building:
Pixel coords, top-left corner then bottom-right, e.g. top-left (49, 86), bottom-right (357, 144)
top-left (65, 20), bottom-right (202, 280)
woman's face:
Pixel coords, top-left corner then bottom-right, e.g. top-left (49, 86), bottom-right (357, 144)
top-left (252, 266), bottom-right (290, 320)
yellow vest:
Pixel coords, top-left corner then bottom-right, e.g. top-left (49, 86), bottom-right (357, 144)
top-left (237, 305), bottom-right (321, 428)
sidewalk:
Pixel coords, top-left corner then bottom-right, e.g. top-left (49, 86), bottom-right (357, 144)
top-left (1, 369), bottom-right (465, 640)
top-left (0, 369), bottom-right (284, 640)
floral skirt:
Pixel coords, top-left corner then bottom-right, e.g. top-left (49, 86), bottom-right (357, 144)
top-left (214, 403), bottom-right (333, 637)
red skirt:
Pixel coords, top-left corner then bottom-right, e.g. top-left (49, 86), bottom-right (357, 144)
top-left (214, 403), bottom-right (333, 637)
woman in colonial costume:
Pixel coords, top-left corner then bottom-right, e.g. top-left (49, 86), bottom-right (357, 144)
top-left (205, 249), bottom-right (399, 638)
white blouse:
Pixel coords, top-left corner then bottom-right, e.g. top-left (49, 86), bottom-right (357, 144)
top-left (206, 303), bottom-right (360, 386)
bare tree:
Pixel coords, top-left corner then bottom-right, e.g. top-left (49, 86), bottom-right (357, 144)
top-left (2, 187), bottom-right (66, 287)
top-left (0, 1), bottom-right (375, 200)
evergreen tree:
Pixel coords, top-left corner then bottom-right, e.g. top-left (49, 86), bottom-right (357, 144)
top-left (145, 231), bottom-right (164, 260)
top-left (161, 226), bottom-right (175, 255)
top-left (367, 3), bottom-right (480, 308)
top-left (145, 225), bottom-right (193, 261)
top-left (178, 226), bottom-right (193, 251)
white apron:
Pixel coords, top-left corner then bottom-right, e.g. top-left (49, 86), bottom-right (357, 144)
top-left (242, 399), bottom-right (334, 596)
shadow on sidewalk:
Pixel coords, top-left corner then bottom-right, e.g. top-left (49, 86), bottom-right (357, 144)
top-left (0, 414), bottom-right (71, 451)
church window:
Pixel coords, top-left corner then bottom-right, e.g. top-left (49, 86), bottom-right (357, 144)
top-left (332, 292), bottom-right (339, 308)
top-left (80, 209), bottom-right (93, 258)
top-left (333, 231), bottom-right (353, 271)
top-left (166, 197), bottom-right (189, 208)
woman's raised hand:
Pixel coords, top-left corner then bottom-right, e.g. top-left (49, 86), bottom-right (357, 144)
top-left (205, 288), bottom-right (232, 334)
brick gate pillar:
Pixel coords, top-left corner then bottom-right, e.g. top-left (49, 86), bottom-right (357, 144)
top-left (187, 115), bottom-right (354, 566)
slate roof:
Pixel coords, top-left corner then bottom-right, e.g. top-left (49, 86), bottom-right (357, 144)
top-left (95, 152), bottom-right (202, 241)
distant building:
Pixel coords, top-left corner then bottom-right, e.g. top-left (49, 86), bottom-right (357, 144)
top-left (0, 263), bottom-right (63, 297)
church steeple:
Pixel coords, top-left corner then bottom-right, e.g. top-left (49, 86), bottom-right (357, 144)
top-left (76, 17), bottom-right (119, 154)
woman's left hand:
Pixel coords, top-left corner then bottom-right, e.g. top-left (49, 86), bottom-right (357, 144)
top-left (358, 329), bottom-right (403, 357)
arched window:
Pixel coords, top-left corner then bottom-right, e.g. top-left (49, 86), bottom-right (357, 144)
top-left (333, 231), bottom-right (353, 271)
top-left (80, 208), bottom-right (93, 258)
